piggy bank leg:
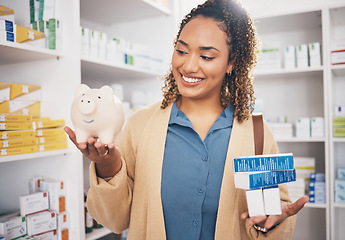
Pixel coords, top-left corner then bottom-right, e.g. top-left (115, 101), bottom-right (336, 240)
top-left (98, 130), bottom-right (115, 145)
top-left (75, 129), bottom-right (89, 143)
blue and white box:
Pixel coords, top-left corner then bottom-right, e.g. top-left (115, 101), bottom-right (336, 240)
top-left (338, 168), bottom-right (345, 180)
top-left (233, 153), bottom-right (294, 172)
top-left (335, 179), bottom-right (345, 191)
top-left (235, 169), bottom-right (296, 190)
top-left (335, 191), bottom-right (345, 203)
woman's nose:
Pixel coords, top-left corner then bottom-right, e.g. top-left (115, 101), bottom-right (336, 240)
top-left (183, 54), bottom-right (199, 73)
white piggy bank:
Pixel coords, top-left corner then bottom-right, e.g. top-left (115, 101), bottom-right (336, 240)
top-left (71, 84), bottom-right (125, 144)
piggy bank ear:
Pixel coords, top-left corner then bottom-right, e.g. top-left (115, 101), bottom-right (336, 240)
top-left (75, 84), bottom-right (90, 98)
top-left (100, 85), bottom-right (114, 101)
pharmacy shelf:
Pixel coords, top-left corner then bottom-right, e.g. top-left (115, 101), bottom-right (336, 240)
top-left (334, 203), bottom-right (345, 208)
top-left (305, 203), bottom-right (327, 209)
top-left (276, 137), bottom-right (326, 143)
top-left (331, 64), bottom-right (345, 70)
top-left (254, 66), bottom-right (324, 77)
top-left (86, 228), bottom-right (112, 240)
top-left (80, 0), bottom-right (170, 25)
top-left (0, 40), bottom-right (63, 65)
top-left (0, 149), bottom-right (71, 163)
top-left (332, 138), bottom-right (345, 143)
top-left (81, 56), bottom-right (162, 80)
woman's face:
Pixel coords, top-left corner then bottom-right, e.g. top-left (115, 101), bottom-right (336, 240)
top-left (172, 17), bottom-right (232, 103)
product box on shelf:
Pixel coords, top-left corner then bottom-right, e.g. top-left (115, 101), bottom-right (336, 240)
top-left (0, 5), bottom-right (14, 22)
top-left (308, 42), bottom-right (322, 67)
top-left (333, 117), bottom-right (345, 137)
top-left (0, 145), bottom-right (37, 156)
top-left (284, 45), bottom-right (296, 69)
top-left (0, 137), bottom-right (36, 148)
top-left (0, 18), bottom-right (13, 32)
top-left (0, 121), bottom-right (35, 131)
top-left (0, 83), bottom-right (10, 103)
top-left (311, 117), bottom-right (324, 137)
top-left (308, 173), bottom-right (326, 204)
top-left (0, 114), bottom-right (32, 123)
top-left (256, 42), bottom-right (282, 70)
top-left (33, 118), bottom-right (65, 129)
top-left (57, 212), bottom-right (69, 240)
top-left (0, 130), bottom-right (36, 140)
top-left (338, 168), bottom-right (345, 180)
top-left (19, 191), bottom-right (49, 216)
top-left (295, 118), bottom-right (310, 138)
top-left (0, 212), bottom-right (26, 239)
top-left (80, 27), bottom-right (90, 57)
top-left (335, 191), bottom-right (345, 203)
top-left (36, 141), bottom-right (68, 152)
top-left (296, 44), bottom-right (309, 68)
top-left (40, 179), bottom-right (66, 214)
top-left (36, 134), bottom-right (67, 145)
top-left (335, 179), bottom-right (345, 192)
top-left (267, 122), bottom-right (293, 139)
top-left (29, 176), bottom-right (43, 193)
top-left (16, 25), bottom-right (45, 44)
top-left (32, 229), bottom-right (57, 240)
top-left (0, 28), bottom-right (15, 43)
top-left (0, 100), bottom-right (41, 117)
top-left (335, 105), bottom-right (345, 117)
top-left (26, 210), bottom-right (57, 236)
top-left (36, 128), bottom-right (65, 137)
top-left (331, 39), bottom-right (345, 65)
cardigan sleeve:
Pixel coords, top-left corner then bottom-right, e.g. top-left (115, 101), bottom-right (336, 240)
top-left (86, 117), bottom-right (137, 234)
top-left (245, 119), bottom-right (297, 239)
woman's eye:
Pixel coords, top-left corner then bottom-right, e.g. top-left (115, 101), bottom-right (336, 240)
top-left (176, 49), bottom-right (187, 55)
top-left (201, 55), bottom-right (214, 61)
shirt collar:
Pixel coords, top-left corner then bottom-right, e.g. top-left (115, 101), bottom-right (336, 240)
top-left (169, 101), bottom-right (234, 130)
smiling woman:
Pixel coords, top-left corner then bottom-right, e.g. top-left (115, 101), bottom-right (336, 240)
top-left (65, 0), bottom-right (308, 239)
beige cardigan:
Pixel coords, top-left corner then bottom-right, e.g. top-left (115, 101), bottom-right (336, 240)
top-left (87, 102), bottom-right (297, 240)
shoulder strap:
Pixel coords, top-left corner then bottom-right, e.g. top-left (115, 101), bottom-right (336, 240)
top-left (252, 114), bottom-right (264, 155)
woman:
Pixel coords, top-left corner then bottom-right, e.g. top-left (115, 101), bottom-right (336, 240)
top-left (65, 0), bottom-right (308, 239)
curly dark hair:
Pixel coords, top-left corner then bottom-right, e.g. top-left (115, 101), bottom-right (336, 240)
top-left (161, 0), bottom-right (258, 123)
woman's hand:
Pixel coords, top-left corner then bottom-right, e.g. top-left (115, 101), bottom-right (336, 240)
top-left (64, 126), bottom-right (122, 178)
top-left (241, 195), bottom-right (309, 232)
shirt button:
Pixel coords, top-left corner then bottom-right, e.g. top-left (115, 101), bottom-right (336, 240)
top-left (193, 220), bottom-right (199, 227)
top-left (199, 187), bottom-right (204, 194)
top-left (202, 156), bottom-right (208, 162)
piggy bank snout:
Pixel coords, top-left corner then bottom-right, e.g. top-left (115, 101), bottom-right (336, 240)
top-left (78, 97), bottom-right (96, 115)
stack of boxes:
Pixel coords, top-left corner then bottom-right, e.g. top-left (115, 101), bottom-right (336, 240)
top-left (331, 39), bottom-right (345, 65)
top-left (0, 2), bottom-right (61, 50)
top-left (333, 116), bottom-right (345, 138)
top-left (233, 153), bottom-right (296, 216)
top-left (0, 82), bottom-right (67, 156)
top-left (335, 168), bottom-right (345, 204)
top-left (80, 27), bottom-right (165, 74)
top-left (287, 157), bottom-right (315, 202)
top-left (308, 173), bottom-right (326, 204)
top-left (0, 177), bottom-right (69, 240)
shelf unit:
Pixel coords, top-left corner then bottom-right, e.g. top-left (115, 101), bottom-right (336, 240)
top-left (328, 5), bottom-right (345, 240)
top-left (253, 8), bottom-right (329, 240)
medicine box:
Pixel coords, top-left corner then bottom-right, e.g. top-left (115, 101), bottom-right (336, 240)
top-left (40, 179), bottom-right (66, 213)
top-left (310, 173), bottom-right (326, 182)
top-left (335, 191), bottom-right (345, 203)
top-left (36, 142), bottom-right (68, 152)
top-left (33, 119), bottom-right (65, 129)
top-left (331, 51), bottom-right (345, 65)
top-left (0, 5), bottom-right (15, 22)
top-left (0, 130), bottom-right (36, 140)
top-left (338, 168), bottom-right (345, 180)
top-left (246, 188), bottom-right (265, 217)
top-left (284, 45), bottom-right (296, 69)
top-left (0, 100), bottom-right (41, 117)
top-left (0, 29), bottom-right (15, 42)
top-left (263, 186), bottom-right (282, 215)
top-left (0, 82), bottom-right (10, 103)
top-left (19, 191), bottom-right (49, 216)
top-left (295, 118), bottom-right (310, 138)
top-left (36, 134), bottom-right (67, 144)
top-left (311, 117), bottom-right (324, 137)
top-left (334, 105), bottom-right (345, 117)
top-left (0, 212), bottom-right (26, 240)
top-left (29, 176), bottom-right (44, 193)
top-left (0, 137), bottom-right (36, 148)
top-left (296, 44), bottom-right (309, 68)
top-left (0, 122), bottom-right (35, 131)
top-left (308, 42), bottom-right (322, 67)
top-left (36, 128), bottom-right (65, 137)
top-left (0, 114), bottom-right (32, 123)
top-left (16, 25), bottom-right (45, 43)
top-left (57, 212), bottom-right (69, 240)
top-left (0, 19), bottom-right (13, 32)
top-left (26, 210), bottom-right (57, 236)
top-left (32, 229), bottom-right (57, 240)
top-left (335, 179), bottom-right (345, 191)
top-left (0, 145), bottom-right (37, 156)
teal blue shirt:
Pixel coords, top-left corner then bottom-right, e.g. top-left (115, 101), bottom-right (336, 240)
top-left (161, 102), bottom-right (234, 240)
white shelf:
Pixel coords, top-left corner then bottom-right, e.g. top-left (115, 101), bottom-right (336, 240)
top-left (276, 137), bottom-right (326, 143)
top-left (86, 228), bottom-right (112, 240)
top-left (305, 203), bottom-right (327, 209)
top-left (334, 203), bottom-right (345, 208)
top-left (332, 138), bottom-right (345, 143)
top-left (80, 0), bottom-right (170, 25)
top-left (81, 56), bottom-right (162, 80)
top-left (331, 64), bottom-right (345, 70)
top-left (254, 66), bottom-right (324, 77)
top-left (0, 149), bottom-right (71, 163)
top-left (0, 40), bottom-right (63, 65)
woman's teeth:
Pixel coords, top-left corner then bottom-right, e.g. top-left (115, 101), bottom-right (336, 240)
top-left (182, 75), bottom-right (203, 83)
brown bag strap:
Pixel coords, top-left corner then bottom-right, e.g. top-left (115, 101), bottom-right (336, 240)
top-left (252, 114), bottom-right (264, 155)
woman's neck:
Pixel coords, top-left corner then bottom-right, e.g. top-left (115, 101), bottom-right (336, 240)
top-left (176, 97), bottom-right (225, 117)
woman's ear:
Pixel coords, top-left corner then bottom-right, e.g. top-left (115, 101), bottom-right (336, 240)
top-left (226, 64), bottom-right (234, 75)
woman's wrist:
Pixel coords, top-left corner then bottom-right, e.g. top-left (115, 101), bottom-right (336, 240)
top-left (95, 160), bottom-right (122, 178)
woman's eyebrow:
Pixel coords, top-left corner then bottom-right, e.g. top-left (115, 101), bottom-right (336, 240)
top-left (177, 40), bottom-right (220, 52)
